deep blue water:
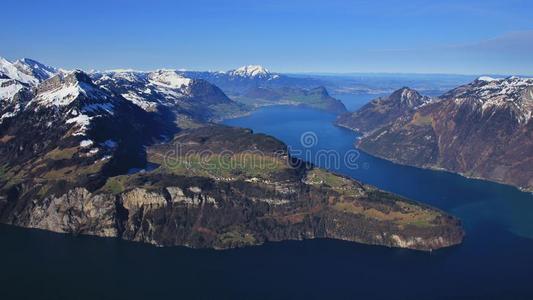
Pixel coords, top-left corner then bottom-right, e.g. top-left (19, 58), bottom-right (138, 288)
top-left (1, 101), bottom-right (533, 299)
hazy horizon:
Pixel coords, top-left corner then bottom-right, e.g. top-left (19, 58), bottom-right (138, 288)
top-left (1, 55), bottom-right (528, 78)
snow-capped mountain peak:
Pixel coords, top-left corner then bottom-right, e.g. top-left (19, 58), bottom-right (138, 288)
top-left (93, 70), bottom-right (196, 112)
top-left (228, 65), bottom-right (271, 78)
top-left (456, 76), bottom-right (533, 100)
top-left (99, 70), bottom-right (146, 84)
top-left (389, 87), bottom-right (431, 108)
top-left (444, 76), bottom-right (533, 124)
top-left (13, 58), bottom-right (58, 82)
top-left (148, 70), bottom-right (192, 88)
top-left (0, 56), bottom-right (40, 85)
top-left (0, 78), bottom-right (26, 104)
top-left (477, 76), bottom-right (499, 82)
top-left (33, 70), bottom-right (109, 107)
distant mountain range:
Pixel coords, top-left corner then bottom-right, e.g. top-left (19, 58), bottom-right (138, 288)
top-left (180, 65), bottom-right (347, 113)
top-left (233, 85), bottom-right (347, 114)
top-left (0, 56), bottom-right (464, 251)
top-left (337, 76), bottom-right (533, 191)
top-left (92, 69), bottom-right (247, 124)
top-left (180, 65), bottom-right (325, 92)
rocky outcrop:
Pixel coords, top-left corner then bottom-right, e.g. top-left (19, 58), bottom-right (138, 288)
top-left (25, 188), bottom-right (117, 237)
top-left (336, 87), bottom-right (431, 134)
top-left (2, 178), bottom-right (463, 251)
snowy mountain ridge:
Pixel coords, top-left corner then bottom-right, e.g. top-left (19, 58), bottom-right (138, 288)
top-left (445, 76), bottom-right (533, 124)
top-left (13, 58), bottom-right (58, 82)
top-left (0, 57), bottom-right (40, 85)
top-left (32, 70), bottom-right (110, 108)
top-left (227, 65), bottom-right (278, 79)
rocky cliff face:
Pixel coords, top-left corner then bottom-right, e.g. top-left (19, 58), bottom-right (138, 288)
top-left (25, 188), bottom-right (117, 237)
top-left (2, 162), bottom-right (464, 252)
top-left (354, 77), bottom-right (533, 191)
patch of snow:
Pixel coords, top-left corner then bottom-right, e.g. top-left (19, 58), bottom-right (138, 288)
top-left (13, 58), bottom-right (57, 82)
top-left (66, 113), bottom-right (92, 136)
top-left (35, 77), bottom-right (108, 107)
top-left (121, 92), bottom-right (157, 111)
top-left (100, 155), bottom-right (112, 161)
top-left (38, 83), bottom-right (81, 106)
top-left (477, 76), bottom-right (498, 82)
top-left (452, 76), bottom-right (533, 124)
top-left (0, 79), bottom-right (24, 101)
top-left (148, 70), bottom-right (192, 88)
top-left (0, 57), bottom-right (38, 85)
top-left (80, 140), bottom-right (94, 148)
top-left (229, 65), bottom-right (270, 77)
top-left (0, 111), bottom-right (17, 122)
top-left (104, 70), bottom-right (145, 83)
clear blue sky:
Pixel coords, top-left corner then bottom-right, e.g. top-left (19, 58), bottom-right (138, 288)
top-left (2, 0), bottom-right (533, 75)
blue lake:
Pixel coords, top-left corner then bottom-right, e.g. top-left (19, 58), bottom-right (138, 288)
top-left (1, 101), bottom-right (533, 299)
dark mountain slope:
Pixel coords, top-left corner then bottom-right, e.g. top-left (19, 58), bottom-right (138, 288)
top-left (354, 77), bottom-right (533, 191)
top-left (336, 87), bottom-right (431, 133)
